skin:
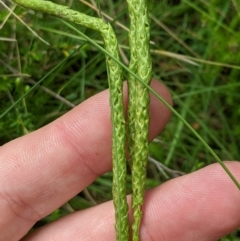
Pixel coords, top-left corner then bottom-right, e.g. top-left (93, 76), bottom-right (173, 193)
top-left (0, 80), bottom-right (240, 241)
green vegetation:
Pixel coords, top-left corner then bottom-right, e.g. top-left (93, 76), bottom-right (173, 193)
top-left (0, 0), bottom-right (240, 240)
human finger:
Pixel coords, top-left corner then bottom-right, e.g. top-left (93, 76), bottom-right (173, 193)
top-left (0, 79), bottom-right (172, 241)
top-left (22, 162), bottom-right (240, 241)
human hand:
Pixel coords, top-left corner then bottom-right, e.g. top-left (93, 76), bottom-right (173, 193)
top-left (0, 80), bottom-right (239, 241)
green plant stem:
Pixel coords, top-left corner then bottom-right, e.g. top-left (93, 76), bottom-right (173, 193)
top-left (12, 1), bottom-right (129, 240)
top-left (126, 0), bottom-right (137, 169)
top-left (62, 22), bottom-right (240, 191)
top-left (63, 20), bottom-right (240, 192)
top-left (126, 0), bottom-right (152, 240)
